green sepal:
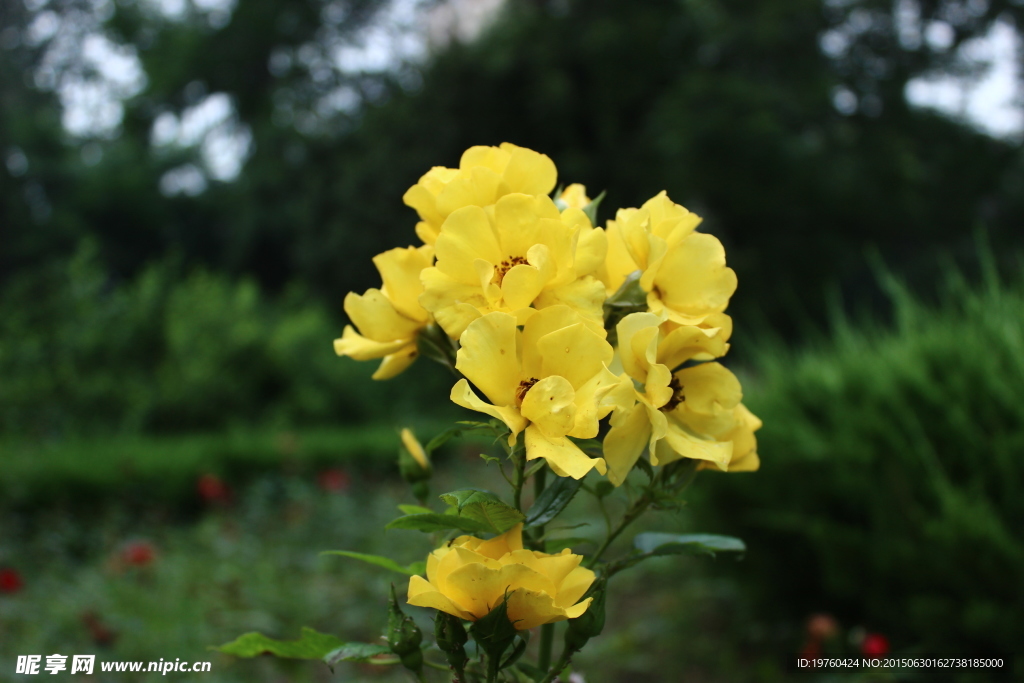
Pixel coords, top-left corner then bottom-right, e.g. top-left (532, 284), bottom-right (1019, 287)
top-left (633, 456), bottom-right (655, 481)
top-left (387, 584), bottom-right (423, 675)
top-left (581, 190), bottom-right (606, 227)
top-left (385, 513), bottom-right (492, 534)
top-left (322, 551), bottom-right (425, 576)
top-left (633, 532), bottom-right (746, 557)
top-left (215, 627), bottom-right (343, 659)
top-left (469, 591), bottom-right (519, 678)
top-left (500, 631), bottom-right (530, 670)
top-left (564, 578), bottom-right (606, 653)
top-left (439, 488), bottom-right (525, 534)
top-left (525, 476), bottom-right (584, 528)
top-left (602, 270), bottom-right (646, 345)
top-left (324, 643), bottom-right (399, 667)
top-left (434, 611), bottom-right (469, 680)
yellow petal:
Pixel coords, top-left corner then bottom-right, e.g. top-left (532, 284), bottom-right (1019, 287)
top-left (659, 418), bottom-right (733, 470)
top-left (492, 193), bottom-right (561, 259)
top-left (532, 277), bottom-right (607, 332)
top-left (651, 233), bottom-right (737, 324)
top-left (603, 401), bottom-right (652, 487)
top-left (616, 312), bottom-right (662, 382)
top-left (450, 379), bottom-right (527, 442)
top-left (372, 347), bottom-right (419, 379)
top-left (504, 589), bottom-right (571, 630)
top-left (520, 375), bottom-right (577, 439)
top-left (407, 575), bottom-right (475, 621)
top-left (343, 289), bottom-right (421, 343)
top-left (473, 523), bottom-right (524, 559)
top-left (573, 224), bottom-right (607, 277)
top-left (455, 312), bottom-right (520, 407)
top-left (555, 565), bottom-right (596, 608)
top-left (333, 326), bottom-right (408, 361)
top-left (500, 143), bottom-right (557, 196)
top-left (444, 561), bottom-right (547, 621)
top-left (436, 166), bottom-right (506, 217)
top-left (536, 322), bottom-right (613, 391)
top-left (524, 425), bottom-right (606, 479)
top-left (657, 324), bottom-right (730, 370)
top-left (432, 302), bottom-right (483, 340)
top-left (562, 595), bottom-right (593, 620)
top-left (568, 365), bottom-right (621, 439)
top-left (373, 245), bottom-right (432, 322)
top-left (434, 205), bottom-right (502, 283)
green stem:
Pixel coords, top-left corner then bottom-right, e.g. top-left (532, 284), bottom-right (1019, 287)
top-left (586, 470), bottom-right (665, 569)
top-left (511, 442), bottom-right (526, 511)
top-left (538, 645), bottom-right (573, 683)
top-left (537, 622), bottom-right (554, 672)
top-left (423, 659), bottom-right (451, 672)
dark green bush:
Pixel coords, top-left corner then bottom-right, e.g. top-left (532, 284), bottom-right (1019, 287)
top-left (0, 242), bottom-right (451, 437)
top-left (695, 251), bottom-right (1024, 671)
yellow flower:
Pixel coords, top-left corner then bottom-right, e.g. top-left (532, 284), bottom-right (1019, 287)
top-left (407, 524), bottom-right (595, 630)
top-left (419, 192), bottom-right (607, 339)
top-left (602, 312), bottom-right (760, 485)
top-left (333, 245), bottom-right (433, 379)
top-left (400, 428), bottom-right (430, 469)
top-left (403, 143), bottom-right (558, 245)
top-left (598, 192), bottom-right (737, 327)
top-left (450, 306), bottom-right (617, 479)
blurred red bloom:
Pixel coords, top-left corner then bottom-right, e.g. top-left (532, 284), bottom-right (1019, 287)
top-left (197, 473), bottom-right (231, 503)
top-left (318, 468), bottom-right (351, 493)
top-left (0, 568), bottom-right (23, 594)
top-left (799, 640), bottom-right (822, 659)
top-left (81, 611), bottom-right (117, 647)
top-left (861, 633), bottom-right (890, 658)
top-left (121, 540), bottom-right (156, 567)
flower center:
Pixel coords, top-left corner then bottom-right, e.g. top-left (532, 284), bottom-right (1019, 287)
top-left (515, 377), bottom-right (540, 405)
top-left (495, 255), bottom-right (529, 285)
top-left (662, 376), bottom-right (685, 412)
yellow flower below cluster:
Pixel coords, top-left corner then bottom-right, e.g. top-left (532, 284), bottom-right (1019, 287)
top-left (407, 524), bottom-right (595, 630)
top-left (333, 245), bottom-right (433, 379)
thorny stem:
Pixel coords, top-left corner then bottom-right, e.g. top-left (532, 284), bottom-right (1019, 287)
top-left (538, 645), bottom-right (573, 683)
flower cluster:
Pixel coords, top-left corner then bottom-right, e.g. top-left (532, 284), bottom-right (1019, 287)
top-left (336, 142), bottom-right (760, 482)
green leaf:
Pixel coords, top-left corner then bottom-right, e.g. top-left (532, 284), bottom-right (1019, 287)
top-left (386, 513), bottom-right (492, 534)
top-left (216, 627), bottom-right (343, 659)
top-left (525, 476), bottom-right (584, 528)
top-left (633, 457), bottom-right (654, 481)
top-left (582, 190), bottom-right (606, 226)
top-left (322, 551), bottom-right (425, 576)
top-left (324, 643), bottom-right (398, 667)
top-left (439, 489), bottom-right (525, 534)
top-left (398, 504), bottom-right (433, 515)
top-left (633, 533), bottom-right (746, 557)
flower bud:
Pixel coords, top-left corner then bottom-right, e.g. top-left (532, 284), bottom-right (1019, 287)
top-left (469, 591), bottom-right (518, 680)
top-left (434, 611), bottom-right (468, 680)
top-left (387, 584), bottom-right (423, 675)
top-left (399, 428), bottom-right (432, 483)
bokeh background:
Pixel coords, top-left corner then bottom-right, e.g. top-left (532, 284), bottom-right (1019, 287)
top-left (2, 0), bottom-right (1023, 680)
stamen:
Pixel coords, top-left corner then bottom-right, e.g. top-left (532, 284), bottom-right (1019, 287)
top-left (662, 376), bottom-right (686, 412)
top-left (495, 256), bottom-right (529, 284)
top-left (516, 377), bottom-right (540, 404)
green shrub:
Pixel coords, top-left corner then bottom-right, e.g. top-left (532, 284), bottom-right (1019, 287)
top-left (0, 243), bottom-right (452, 437)
top-left (695, 251), bottom-right (1024, 671)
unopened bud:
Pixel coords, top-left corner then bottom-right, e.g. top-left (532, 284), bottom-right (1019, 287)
top-left (564, 579), bottom-right (606, 653)
top-left (399, 428), bottom-right (432, 483)
top-left (434, 611), bottom-right (468, 680)
top-left (387, 584), bottom-right (423, 674)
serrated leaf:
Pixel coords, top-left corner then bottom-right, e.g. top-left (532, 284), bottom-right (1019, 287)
top-left (385, 513), bottom-right (491, 534)
top-left (525, 476), bottom-right (584, 528)
top-left (215, 627), bottom-right (343, 659)
top-left (439, 489), bottom-right (525, 534)
top-left (593, 481), bottom-right (615, 499)
top-left (322, 551), bottom-right (424, 576)
top-left (633, 457), bottom-right (654, 480)
top-left (398, 504), bottom-right (433, 515)
top-left (633, 533), bottom-right (746, 557)
top-left (324, 642), bottom-right (398, 666)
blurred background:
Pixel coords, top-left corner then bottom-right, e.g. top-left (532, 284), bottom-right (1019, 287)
top-left (2, 0), bottom-right (1023, 680)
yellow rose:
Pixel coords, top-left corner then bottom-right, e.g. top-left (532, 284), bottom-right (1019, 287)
top-left (450, 306), bottom-right (617, 479)
top-left (556, 183), bottom-right (591, 210)
top-left (333, 245), bottom-right (433, 379)
top-left (403, 143), bottom-right (558, 246)
top-left (407, 524), bottom-right (595, 630)
top-left (598, 192), bottom-right (737, 327)
top-left (602, 312), bottom-right (760, 485)
top-left (419, 192), bottom-right (607, 339)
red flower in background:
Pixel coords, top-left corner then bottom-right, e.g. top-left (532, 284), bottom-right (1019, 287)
top-left (121, 540), bottom-right (156, 567)
top-left (197, 473), bottom-right (231, 504)
top-left (0, 568), bottom-right (23, 594)
top-left (317, 468), bottom-right (351, 493)
top-left (861, 632), bottom-right (890, 658)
